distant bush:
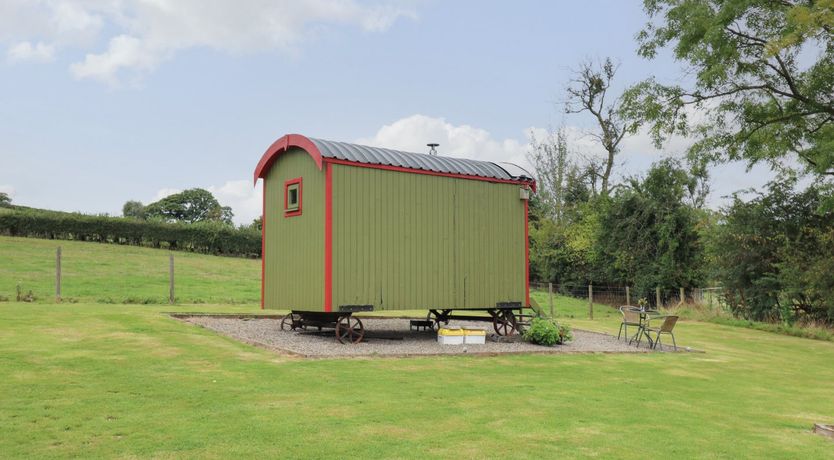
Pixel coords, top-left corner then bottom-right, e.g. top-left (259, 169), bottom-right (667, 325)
top-left (523, 317), bottom-right (573, 346)
top-left (710, 180), bottom-right (834, 325)
top-left (0, 209), bottom-right (261, 257)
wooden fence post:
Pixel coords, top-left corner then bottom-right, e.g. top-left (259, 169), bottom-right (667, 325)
top-left (656, 286), bottom-right (661, 309)
top-left (679, 287), bottom-right (685, 307)
top-left (588, 284), bottom-right (594, 320)
top-left (169, 254), bottom-right (175, 304)
top-left (56, 246), bottom-right (62, 303)
top-left (548, 282), bottom-right (553, 317)
top-left (626, 286), bottom-right (630, 306)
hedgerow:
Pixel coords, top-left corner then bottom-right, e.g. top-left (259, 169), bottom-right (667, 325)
top-left (0, 209), bottom-right (260, 257)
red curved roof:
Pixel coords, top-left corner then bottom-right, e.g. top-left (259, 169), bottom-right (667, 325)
top-left (253, 134), bottom-right (323, 185)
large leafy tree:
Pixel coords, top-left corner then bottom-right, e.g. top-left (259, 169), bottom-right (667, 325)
top-left (596, 159), bottom-right (709, 299)
top-left (710, 179), bottom-right (834, 323)
top-left (623, 0), bottom-right (834, 179)
top-left (144, 188), bottom-right (233, 225)
top-left (0, 192), bottom-right (11, 207)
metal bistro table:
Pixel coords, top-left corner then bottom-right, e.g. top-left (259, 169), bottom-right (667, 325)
top-left (635, 309), bottom-right (667, 349)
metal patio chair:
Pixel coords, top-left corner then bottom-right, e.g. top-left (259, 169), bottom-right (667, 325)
top-left (641, 315), bottom-right (679, 351)
top-left (617, 306), bottom-right (642, 344)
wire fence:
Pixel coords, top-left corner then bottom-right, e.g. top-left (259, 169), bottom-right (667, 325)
top-left (530, 281), bottom-right (725, 310)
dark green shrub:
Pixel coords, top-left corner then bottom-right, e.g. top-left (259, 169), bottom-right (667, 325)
top-left (0, 209), bottom-right (261, 258)
top-left (523, 317), bottom-right (573, 346)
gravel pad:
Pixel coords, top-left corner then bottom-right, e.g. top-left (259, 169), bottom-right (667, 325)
top-left (181, 316), bottom-right (657, 358)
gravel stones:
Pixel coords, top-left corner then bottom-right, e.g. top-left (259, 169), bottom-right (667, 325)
top-left (180, 316), bottom-right (655, 358)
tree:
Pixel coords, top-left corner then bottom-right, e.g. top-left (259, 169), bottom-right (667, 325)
top-left (122, 200), bottom-right (145, 219)
top-left (565, 58), bottom-right (641, 196)
top-left (624, 0), bottom-right (834, 182)
top-left (596, 159), bottom-right (708, 299)
top-left (710, 179), bottom-right (834, 324)
top-left (528, 127), bottom-right (601, 222)
top-left (144, 188), bottom-right (233, 225)
top-left (0, 192), bottom-right (11, 207)
top-left (249, 216), bottom-right (263, 232)
top-left (528, 128), bottom-right (570, 220)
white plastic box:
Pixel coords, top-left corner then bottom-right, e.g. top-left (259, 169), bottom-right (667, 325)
top-left (437, 327), bottom-right (464, 345)
top-left (462, 327), bottom-right (486, 344)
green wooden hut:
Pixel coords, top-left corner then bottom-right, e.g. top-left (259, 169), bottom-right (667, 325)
top-left (253, 134), bottom-right (536, 341)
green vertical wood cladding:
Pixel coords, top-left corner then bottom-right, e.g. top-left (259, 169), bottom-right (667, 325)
top-left (263, 148), bottom-right (324, 310)
top-left (331, 164), bottom-right (525, 310)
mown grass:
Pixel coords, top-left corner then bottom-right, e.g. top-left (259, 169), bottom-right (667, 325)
top-left (0, 236), bottom-right (260, 304)
top-left (2, 300), bottom-right (834, 459)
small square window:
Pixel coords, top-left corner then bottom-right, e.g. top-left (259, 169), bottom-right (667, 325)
top-left (284, 177), bottom-right (302, 217)
top-left (287, 185), bottom-right (299, 210)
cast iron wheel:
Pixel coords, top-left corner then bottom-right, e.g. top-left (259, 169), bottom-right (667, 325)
top-left (335, 316), bottom-right (364, 344)
top-left (492, 310), bottom-right (518, 336)
top-left (427, 310), bottom-right (448, 331)
top-left (280, 313), bottom-right (300, 331)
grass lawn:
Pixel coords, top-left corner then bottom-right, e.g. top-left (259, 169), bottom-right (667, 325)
top-left (0, 236), bottom-right (260, 304)
top-left (2, 299), bottom-right (834, 459)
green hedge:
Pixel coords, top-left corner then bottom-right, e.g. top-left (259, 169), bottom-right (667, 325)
top-left (0, 209), bottom-right (261, 257)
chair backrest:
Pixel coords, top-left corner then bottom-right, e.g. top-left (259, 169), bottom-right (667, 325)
top-left (660, 315), bottom-right (679, 332)
top-left (621, 307), bottom-right (641, 323)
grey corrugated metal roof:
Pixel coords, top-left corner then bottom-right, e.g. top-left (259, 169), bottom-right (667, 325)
top-left (310, 138), bottom-right (524, 181)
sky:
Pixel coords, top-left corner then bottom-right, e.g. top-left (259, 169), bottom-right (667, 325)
top-left (0, 0), bottom-right (777, 225)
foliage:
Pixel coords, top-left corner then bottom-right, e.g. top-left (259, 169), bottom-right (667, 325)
top-left (528, 128), bottom-right (570, 220)
top-left (144, 188), bottom-right (234, 225)
top-left (530, 158), bottom-right (709, 303)
top-left (565, 58), bottom-right (644, 196)
top-left (523, 317), bottom-right (573, 346)
top-left (529, 218), bottom-right (587, 285)
top-left (0, 208), bottom-right (261, 258)
top-left (249, 216), bottom-right (263, 232)
top-left (122, 200), bottom-right (145, 219)
top-left (595, 159), bottom-right (708, 301)
top-left (710, 179), bottom-right (834, 324)
top-left (624, 0), bottom-right (834, 191)
top-left (0, 192), bottom-right (11, 207)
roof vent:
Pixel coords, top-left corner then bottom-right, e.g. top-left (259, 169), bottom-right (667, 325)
top-left (427, 143), bottom-right (439, 155)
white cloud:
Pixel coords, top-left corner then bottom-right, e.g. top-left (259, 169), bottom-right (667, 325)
top-left (1, 0), bottom-right (417, 85)
top-left (6, 41), bottom-right (55, 62)
top-left (356, 114), bottom-right (536, 173)
top-left (208, 180), bottom-right (262, 225)
top-left (71, 35), bottom-right (159, 84)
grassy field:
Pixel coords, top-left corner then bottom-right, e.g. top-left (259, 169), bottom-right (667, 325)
top-left (2, 298), bottom-right (834, 458)
top-left (0, 236), bottom-right (260, 304)
top-left (3, 237), bottom-right (834, 458)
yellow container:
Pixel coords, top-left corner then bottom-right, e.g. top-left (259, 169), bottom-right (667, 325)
top-left (462, 327), bottom-right (486, 336)
top-left (437, 327), bottom-right (465, 345)
top-left (438, 327), bottom-right (464, 336)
